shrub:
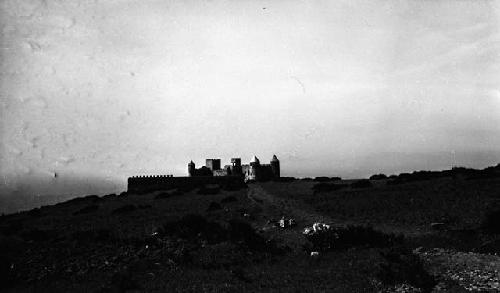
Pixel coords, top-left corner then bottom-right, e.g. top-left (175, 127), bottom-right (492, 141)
top-left (330, 177), bottom-right (342, 181)
top-left (369, 174), bottom-right (387, 180)
top-left (481, 209), bottom-right (500, 234)
top-left (350, 179), bottom-right (372, 188)
top-left (155, 190), bottom-right (183, 199)
top-left (0, 221), bottom-right (24, 236)
top-left (71, 229), bottom-right (112, 243)
top-left (314, 177), bottom-right (331, 182)
top-left (192, 242), bottom-right (244, 269)
top-left (161, 214), bottom-right (227, 244)
top-left (305, 225), bottom-right (403, 251)
top-left (57, 195), bottom-right (101, 206)
top-left (312, 183), bottom-right (348, 193)
top-left (197, 185), bottom-right (220, 195)
top-left (221, 196), bottom-right (238, 204)
top-left (0, 236), bottom-right (23, 289)
top-left (0, 253), bottom-right (16, 289)
top-left (102, 193), bottom-right (116, 200)
top-left (207, 201), bottom-right (222, 211)
top-left (274, 177), bottom-right (296, 182)
top-left (108, 268), bottom-right (140, 292)
top-left (111, 204), bottom-right (137, 215)
top-left (222, 180), bottom-right (247, 191)
top-left (377, 247), bottom-right (436, 292)
top-left (19, 228), bottom-right (57, 242)
top-left (73, 204), bottom-right (99, 215)
top-left (177, 185), bottom-right (196, 193)
top-left (161, 215), bottom-right (283, 254)
top-left (386, 178), bottom-right (404, 185)
top-left (27, 208), bottom-right (42, 217)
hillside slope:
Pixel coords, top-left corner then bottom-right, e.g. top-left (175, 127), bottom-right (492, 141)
top-left (1, 176), bottom-right (500, 292)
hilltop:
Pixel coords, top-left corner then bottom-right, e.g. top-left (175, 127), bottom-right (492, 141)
top-left (1, 164), bottom-right (500, 292)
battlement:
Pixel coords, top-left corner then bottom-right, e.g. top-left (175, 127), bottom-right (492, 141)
top-left (129, 175), bottom-right (174, 179)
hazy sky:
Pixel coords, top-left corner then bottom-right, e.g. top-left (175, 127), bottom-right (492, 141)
top-left (1, 0), bottom-right (500, 201)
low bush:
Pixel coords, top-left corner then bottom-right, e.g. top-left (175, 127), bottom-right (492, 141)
top-left (386, 178), bottom-right (405, 185)
top-left (305, 225), bottom-right (403, 251)
top-left (27, 208), bottom-right (42, 217)
top-left (111, 204), bottom-right (137, 215)
top-left (274, 177), bottom-right (296, 182)
top-left (221, 196), bottom-right (238, 204)
top-left (107, 268), bottom-right (140, 292)
top-left (0, 221), bottom-right (24, 236)
top-left (350, 179), bottom-right (372, 188)
top-left (369, 174), bottom-right (387, 180)
top-left (102, 193), bottom-right (116, 200)
top-left (162, 214), bottom-right (227, 244)
top-left (155, 190), bottom-right (183, 199)
top-left (376, 247), bottom-right (436, 293)
top-left (222, 180), bottom-right (247, 191)
top-left (481, 209), bottom-right (500, 234)
top-left (312, 183), bottom-right (348, 193)
top-left (0, 235), bottom-right (24, 289)
top-left (73, 204), bottom-right (99, 215)
top-left (71, 228), bottom-right (112, 243)
top-left (161, 215), bottom-right (283, 254)
top-left (314, 176), bottom-right (342, 182)
top-left (0, 250), bottom-right (17, 288)
top-left (192, 242), bottom-right (245, 269)
top-left (59, 195), bottom-right (101, 206)
top-left (19, 228), bottom-right (57, 242)
top-left (207, 201), bottom-right (222, 211)
top-left (197, 186), bottom-right (221, 195)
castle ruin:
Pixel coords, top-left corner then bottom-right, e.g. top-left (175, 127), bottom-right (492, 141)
top-left (189, 155), bottom-right (280, 181)
top-left (127, 155), bottom-right (280, 193)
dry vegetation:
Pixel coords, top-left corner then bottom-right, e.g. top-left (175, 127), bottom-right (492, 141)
top-left (1, 165), bottom-right (500, 292)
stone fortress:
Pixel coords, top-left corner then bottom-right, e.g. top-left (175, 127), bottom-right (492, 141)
top-left (127, 155), bottom-right (280, 193)
top-left (189, 155), bottom-right (280, 182)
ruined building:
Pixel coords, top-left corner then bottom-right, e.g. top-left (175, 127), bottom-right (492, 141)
top-left (127, 155), bottom-right (280, 193)
top-left (188, 155), bottom-right (280, 182)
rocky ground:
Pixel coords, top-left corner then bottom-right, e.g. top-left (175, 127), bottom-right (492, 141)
top-left (1, 175), bottom-right (500, 292)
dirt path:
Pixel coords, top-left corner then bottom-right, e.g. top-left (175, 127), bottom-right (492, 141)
top-left (246, 184), bottom-right (336, 252)
top-left (247, 184), bottom-right (333, 225)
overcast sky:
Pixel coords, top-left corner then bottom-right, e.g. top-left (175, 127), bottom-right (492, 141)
top-left (1, 0), bottom-right (500, 202)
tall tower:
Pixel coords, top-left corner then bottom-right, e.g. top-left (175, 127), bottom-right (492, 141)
top-left (270, 154), bottom-right (280, 178)
top-left (231, 158), bottom-right (242, 175)
top-left (206, 159), bottom-right (221, 171)
top-left (249, 155), bottom-right (260, 181)
top-left (188, 160), bottom-right (195, 177)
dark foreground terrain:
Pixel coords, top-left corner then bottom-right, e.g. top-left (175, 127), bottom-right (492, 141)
top-left (1, 166), bottom-right (500, 292)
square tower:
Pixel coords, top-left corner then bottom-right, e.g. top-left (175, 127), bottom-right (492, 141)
top-left (206, 159), bottom-right (221, 171)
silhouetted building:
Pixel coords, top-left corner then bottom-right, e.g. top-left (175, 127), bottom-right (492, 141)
top-left (189, 155), bottom-right (280, 181)
top-left (127, 155), bottom-right (280, 193)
